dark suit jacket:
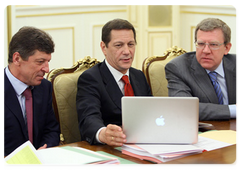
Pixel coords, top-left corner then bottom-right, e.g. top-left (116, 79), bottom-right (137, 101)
top-left (165, 52), bottom-right (236, 120)
top-left (4, 71), bottom-right (60, 156)
top-left (76, 61), bottom-right (152, 144)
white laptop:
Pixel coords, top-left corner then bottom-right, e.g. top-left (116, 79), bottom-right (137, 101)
top-left (122, 97), bottom-right (199, 144)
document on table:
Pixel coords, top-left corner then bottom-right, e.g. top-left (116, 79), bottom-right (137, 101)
top-left (136, 144), bottom-right (202, 156)
top-left (37, 146), bottom-right (117, 165)
top-left (199, 130), bottom-right (236, 144)
top-left (135, 131), bottom-right (235, 156)
top-left (5, 141), bottom-right (41, 164)
top-left (5, 141), bottom-right (119, 164)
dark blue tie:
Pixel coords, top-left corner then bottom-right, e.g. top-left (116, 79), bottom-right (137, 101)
top-left (208, 71), bottom-right (223, 104)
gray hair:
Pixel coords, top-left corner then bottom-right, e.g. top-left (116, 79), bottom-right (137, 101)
top-left (195, 18), bottom-right (231, 45)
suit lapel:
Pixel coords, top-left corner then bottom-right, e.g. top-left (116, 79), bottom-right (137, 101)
top-left (190, 55), bottom-right (219, 103)
top-left (129, 68), bottom-right (141, 95)
top-left (4, 72), bottom-right (28, 139)
top-left (223, 56), bottom-right (236, 104)
top-left (100, 61), bottom-right (123, 109)
top-left (32, 86), bottom-right (42, 143)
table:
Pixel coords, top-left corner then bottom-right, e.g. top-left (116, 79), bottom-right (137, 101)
top-left (164, 119), bottom-right (236, 164)
top-left (164, 144), bottom-right (236, 164)
top-left (60, 119), bottom-right (236, 164)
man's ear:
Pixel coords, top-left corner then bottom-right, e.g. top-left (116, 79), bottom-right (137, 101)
top-left (224, 43), bottom-right (232, 55)
top-left (12, 52), bottom-right (22, 66)
top-left (100, 41), bottom-right (107, 56)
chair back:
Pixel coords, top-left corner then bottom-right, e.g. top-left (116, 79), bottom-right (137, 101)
top-left (47, 56), bottom-right (100, 144)
top-left (142, 46), bottom-right (187, 96)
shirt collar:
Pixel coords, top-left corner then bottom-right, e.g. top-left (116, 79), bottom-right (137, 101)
top-left (5, 66), bottom-right (29, 96)
top-left (105, 59), bottom-right (129, 82)
top-left (206, 60), bottom-right (225, 78)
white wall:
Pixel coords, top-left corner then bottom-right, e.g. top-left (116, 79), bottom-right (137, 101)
top-left (179, 5), bottom-right (236, 53)
top-left (5, 5), bottom-right (127, 71)
top-left (5, 5), bottom-right (236, 71)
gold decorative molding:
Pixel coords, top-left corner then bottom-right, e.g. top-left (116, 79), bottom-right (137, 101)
top-left (163, 46), bottom-right (187, 57)
top-left (180, 11), bottom-right (236, 17)
top-left (47, 56), bottom-right (100, 82)
top-left (7, 6), bottom-right (12, 45)
top-left (191, 26), bottom-right (196, 51)
top-left (75, 56), bottom-right (100, 72)
top-left (142, 46), bottom-right (187, 93)
top-left (143, 46), bottom-right (187, 71)
top-left (16, 9), bottom-right (127, 18)
top-left (15, 3), bottom-right (40, 8)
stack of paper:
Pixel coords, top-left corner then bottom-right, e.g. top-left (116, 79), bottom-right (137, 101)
top-left (122, 130), bottom-right (236, 163)
top-left (122, 144), bottom-right (203, 163)
top-left (122, 144), bottom-right (163, 163)
top-left (5, 141), bottom-right (119, 165)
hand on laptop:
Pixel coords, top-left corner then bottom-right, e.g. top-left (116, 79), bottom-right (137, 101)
top-left (99, 124), bottom-right (127, 147)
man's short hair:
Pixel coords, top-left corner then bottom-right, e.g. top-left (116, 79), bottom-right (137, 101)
top-left (101, 18), bottom-right (136, 47)
top-left (8, 26), bottom-right (55, 63)
top-left (195, 18), bottom-right (231, 45)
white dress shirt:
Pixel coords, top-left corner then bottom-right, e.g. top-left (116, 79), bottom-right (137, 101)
top-left (95, 60), bottom-right (130, 143)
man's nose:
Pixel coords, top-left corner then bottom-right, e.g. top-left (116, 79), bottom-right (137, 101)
top-left (42, 62), bottom-right (49, 73)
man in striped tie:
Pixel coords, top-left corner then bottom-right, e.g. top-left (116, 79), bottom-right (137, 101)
top-left (77, 19), bottom-right (152, 147)
top-left (165, 18), bottom-right (236, 120)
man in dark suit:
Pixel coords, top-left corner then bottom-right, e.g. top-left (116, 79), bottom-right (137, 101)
top-left (165, 18), bottom-right (236, 120)
top-left (76, 19), bottom-right (152, 147)
top-left (4, 26), bottom-right (60, 156)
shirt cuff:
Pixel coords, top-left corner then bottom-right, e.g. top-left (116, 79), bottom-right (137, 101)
top-left (95, 127), bottom-right (106, 144)
top-left (228, 104), bottom-right (236, 118)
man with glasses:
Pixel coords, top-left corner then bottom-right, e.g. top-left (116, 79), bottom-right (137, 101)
top-left (165, 18), bottom-right (236, 120)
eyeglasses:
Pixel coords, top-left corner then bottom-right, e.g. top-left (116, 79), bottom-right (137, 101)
top-left (195, 42), bottom-right (225, 50)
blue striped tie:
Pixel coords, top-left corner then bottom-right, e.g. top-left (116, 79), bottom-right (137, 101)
top-left (208, 71), bottom-right (223, 104)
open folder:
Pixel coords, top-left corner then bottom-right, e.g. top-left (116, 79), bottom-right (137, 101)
top-left (5, 141), bottom-right (119, 165)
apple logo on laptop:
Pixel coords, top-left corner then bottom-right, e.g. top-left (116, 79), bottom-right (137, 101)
top-left (155, 116), bottom-right (165, 126)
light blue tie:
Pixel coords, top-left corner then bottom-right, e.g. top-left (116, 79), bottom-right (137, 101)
top-left (208, 71), bottom-right (223, 104)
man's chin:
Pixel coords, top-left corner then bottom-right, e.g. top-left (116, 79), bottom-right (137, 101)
top-left (121, 60), bottom-right (132, 67)
top-left (32, 79), bottom-right (43, 86)
top-left (200, 63), bottom-right (215, 71)
top-left (123, 62), bottom-right (132, 67)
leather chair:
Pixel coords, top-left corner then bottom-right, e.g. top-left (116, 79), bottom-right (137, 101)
top-left (47, 56), bottom-right (100, 144)
top-left (142, 46), bottom-right (187, 96)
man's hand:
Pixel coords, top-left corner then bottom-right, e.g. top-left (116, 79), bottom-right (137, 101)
top-left (38, 144), bottom-right (47, 150)
top-left (99, 124), bottom-right (127, 147)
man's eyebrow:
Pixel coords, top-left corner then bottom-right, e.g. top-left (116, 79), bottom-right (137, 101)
top-left (35, 58), bottom-right (51, 62)
top-left (113, 40), bottom-right (135, 44)
top-left (128, 41), bottom-right (136, 43)
top-left (113, 41), bottom-right (123, 44)
top-left (35, 58), bottom-right (46, 61)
